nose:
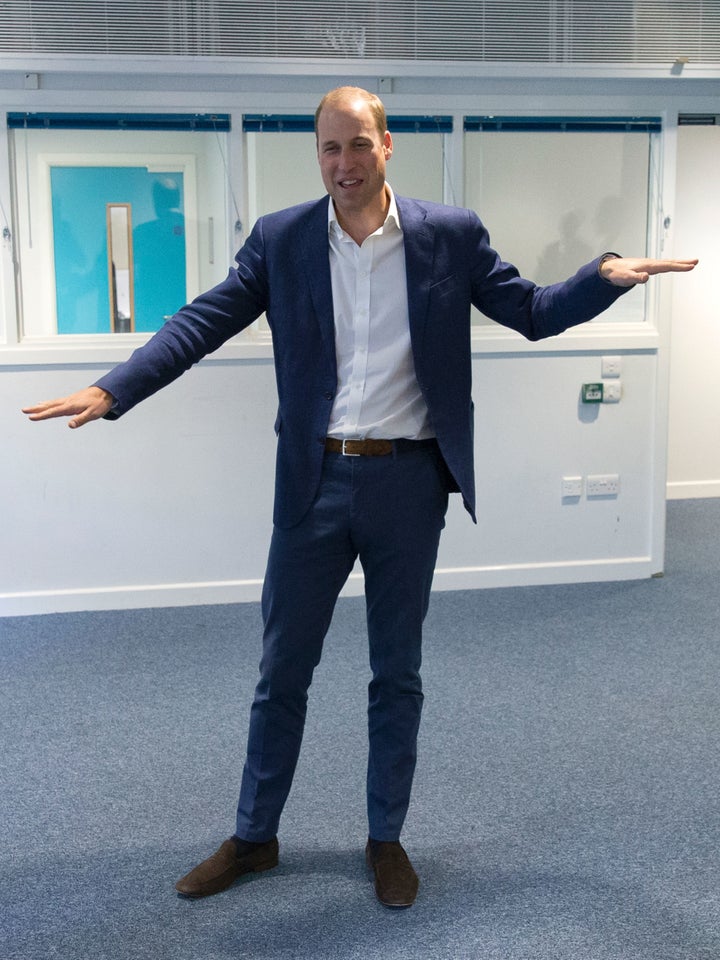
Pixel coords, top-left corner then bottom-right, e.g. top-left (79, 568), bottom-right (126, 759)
top-left (337, 145), bottom-right (355, 170)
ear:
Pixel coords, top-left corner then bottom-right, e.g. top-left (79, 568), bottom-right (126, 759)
top-left (383, 131), bottom-right (393, 160)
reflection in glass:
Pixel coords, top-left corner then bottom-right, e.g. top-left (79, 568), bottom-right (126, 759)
top-left (464, 129), bottom-right (652, 324)
top-left (107, 202), bottom-right (134, 333)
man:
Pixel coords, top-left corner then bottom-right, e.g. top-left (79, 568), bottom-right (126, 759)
top-left (23, 86), bottom-right (697, 908)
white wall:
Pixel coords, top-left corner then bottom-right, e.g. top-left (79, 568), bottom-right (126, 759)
top-left (667, 124), bottom-right (720, 499)
top-left (1, 61), bottom-right (718, 616)
top-left (2, 342), bottom-right (661, 615)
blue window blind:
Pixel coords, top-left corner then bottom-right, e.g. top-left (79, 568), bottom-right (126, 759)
top-left (243, 114), bottom-right (453, 133)
top-left (464, 116), bottom-right (661, 133)
top-left (7, 113), bottom-right (231, 131)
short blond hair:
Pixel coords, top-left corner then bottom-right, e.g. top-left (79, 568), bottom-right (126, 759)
top-left (314, 86), bottom-right (387, 142)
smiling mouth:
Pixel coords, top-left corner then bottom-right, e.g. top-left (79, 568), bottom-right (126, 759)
top-left (339, 178), bottom-right (362, 187)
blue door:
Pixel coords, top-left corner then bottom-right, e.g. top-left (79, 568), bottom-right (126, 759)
top-left (50, 166), bottom-right (186, 334)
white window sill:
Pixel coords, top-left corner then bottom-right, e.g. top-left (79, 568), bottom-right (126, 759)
top-left (0, 319), bottom-right (659, 367)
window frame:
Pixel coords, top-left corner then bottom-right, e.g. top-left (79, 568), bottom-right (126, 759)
top-left (0, 105), bottom-right (669, 364)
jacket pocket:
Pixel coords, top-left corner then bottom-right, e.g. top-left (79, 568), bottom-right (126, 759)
top-left (429, 274), bottom-right (457, 301)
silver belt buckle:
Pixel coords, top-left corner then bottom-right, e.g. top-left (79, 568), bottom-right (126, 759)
top-left (342, 439), bottom-right (360, 457)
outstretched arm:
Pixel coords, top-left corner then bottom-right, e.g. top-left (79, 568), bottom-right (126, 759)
top-left (600, 257), bottom-right (698, 287)
top-left (22, 386), bottom-right (114, 429)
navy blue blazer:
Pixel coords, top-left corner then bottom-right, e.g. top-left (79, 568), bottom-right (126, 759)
top-left (97, 195), bottom-right (627, 527)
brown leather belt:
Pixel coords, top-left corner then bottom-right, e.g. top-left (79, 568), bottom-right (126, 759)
top-left (324, 437), bottom-right (437, 457)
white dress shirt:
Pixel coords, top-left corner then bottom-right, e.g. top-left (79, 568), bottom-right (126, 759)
top-left (326, 187), bottom-right (433, 441)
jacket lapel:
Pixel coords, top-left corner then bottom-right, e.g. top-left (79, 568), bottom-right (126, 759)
top-left (298, 195), bottom-right (435, 370)
top-left (299, 196), bottom-right (336, 364)
top-left (396, 196), bottom-right (434, 360)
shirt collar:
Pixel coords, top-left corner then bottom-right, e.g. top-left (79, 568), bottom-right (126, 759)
top-left (327, 184), bottom-right (402, 238)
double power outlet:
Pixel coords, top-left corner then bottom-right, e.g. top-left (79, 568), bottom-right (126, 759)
top-left (562, 474), bottom-right (621, 499)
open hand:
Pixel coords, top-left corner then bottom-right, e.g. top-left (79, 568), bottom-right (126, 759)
top-left (600, 257), bottom-right (699, 287)
top-left (22, 386), bottom-right (114, 429)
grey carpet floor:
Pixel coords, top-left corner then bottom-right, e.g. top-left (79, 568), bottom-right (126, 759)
top-left (2, 498), bottom-right (719, 959)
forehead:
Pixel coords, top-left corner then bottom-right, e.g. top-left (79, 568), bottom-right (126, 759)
top-left (317, 99), bottom-right (380, 142)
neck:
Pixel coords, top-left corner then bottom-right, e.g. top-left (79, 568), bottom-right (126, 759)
top-left (334, 187), bottom-right (390, 246)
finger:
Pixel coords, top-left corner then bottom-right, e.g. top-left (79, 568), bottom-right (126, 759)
top-left (22, 399), bottom-right (77, 420)
top-left (71, 395), bottom-right (114, 428)
top-left (645, 258), bottom-right (699, 275)
top-left (68, 408), bottom-right (98, 429)
top-left (22, 400), bottom-right (52, 414)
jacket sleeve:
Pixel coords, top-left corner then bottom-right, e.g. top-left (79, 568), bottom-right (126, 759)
top-left (465, 209), bottom-right (630, 340)
top-left (95, 219), bottom-right (270, 418)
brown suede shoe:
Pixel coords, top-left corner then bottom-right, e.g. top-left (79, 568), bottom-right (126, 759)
top-left (365, 839), bottom-right (419, 908)
top-left (175, 837), bottom-right (279, 899)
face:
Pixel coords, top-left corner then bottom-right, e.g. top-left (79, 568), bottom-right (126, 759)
top-left (316, 96), bottom-right (393, 223)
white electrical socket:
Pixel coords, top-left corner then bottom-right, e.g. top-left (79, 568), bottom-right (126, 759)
top-left (601, 356), bottom-right (622, 378)
top-left (561, 476), bottom-right (583, 498)
top-left (587, 474), bottom-right (620, 496)
top-left (603, 381), bottom-right (622, 403)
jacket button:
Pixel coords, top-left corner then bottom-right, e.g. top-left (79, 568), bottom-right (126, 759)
top-left (324, 392), bottom-right (334, 401)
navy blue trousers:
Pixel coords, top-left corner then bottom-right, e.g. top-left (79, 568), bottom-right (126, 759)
top-left (235, 441), bottom-right (450, 843)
